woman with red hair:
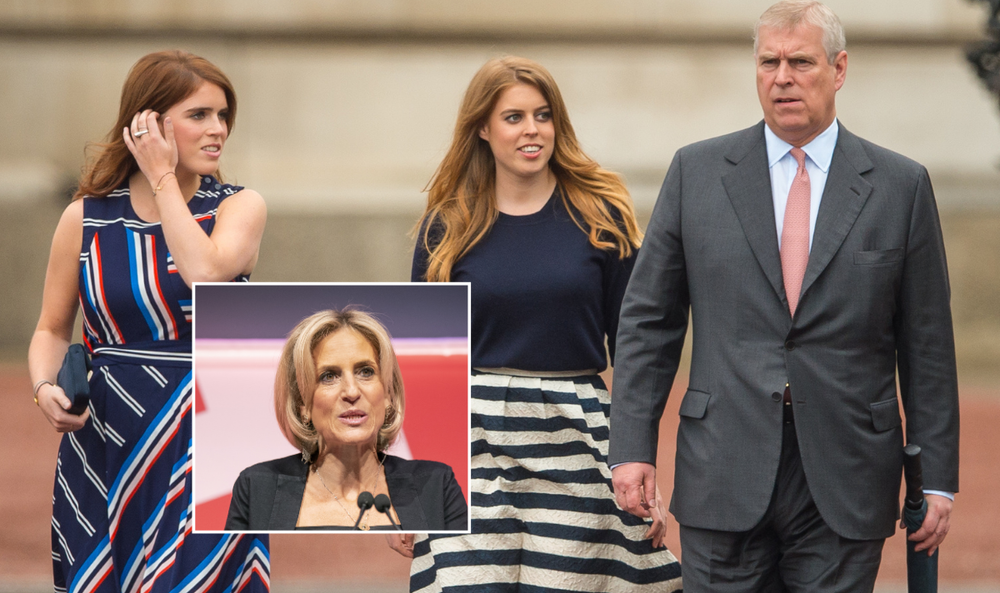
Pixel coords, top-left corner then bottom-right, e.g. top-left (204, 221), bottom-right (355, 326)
top-left (28, 50), bottom-right (268, 592)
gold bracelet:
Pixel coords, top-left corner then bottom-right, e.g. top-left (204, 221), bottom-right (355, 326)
top-left (153, 171), bottom-right (176, 196)
top-left (33, 379), bottom-right (53, 405)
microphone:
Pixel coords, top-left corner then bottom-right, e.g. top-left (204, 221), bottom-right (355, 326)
top-left (353, 491), bottom-right (375, 530)
top-left (373, 493), bottom-right (401, 530)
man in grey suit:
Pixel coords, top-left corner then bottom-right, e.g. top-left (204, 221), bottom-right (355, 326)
top-left (609, 1), bottom-right (959, 590)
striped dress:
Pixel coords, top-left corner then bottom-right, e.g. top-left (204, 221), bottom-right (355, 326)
top-left (411, 195), bottom-right (682, 592)
top-left (52, 176), bottom-right (269, 593)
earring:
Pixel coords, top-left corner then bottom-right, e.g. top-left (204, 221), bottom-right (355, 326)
top-left (301, 412), bottom-right (314, 463)
top-left (382, 404), bottom-right (395, 427)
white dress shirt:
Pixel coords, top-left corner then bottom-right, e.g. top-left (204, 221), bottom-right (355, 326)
top-left (765, 118), bottom-right (838, 251)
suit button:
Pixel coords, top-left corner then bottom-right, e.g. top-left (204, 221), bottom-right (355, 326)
top-left (771, 392), bottom-right (782, 402)
top-left (785, 340), bottom-right (796, 351)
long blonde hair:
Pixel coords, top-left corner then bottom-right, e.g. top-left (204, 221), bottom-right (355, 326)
top-left (415, 56), bottom-right (642, 282)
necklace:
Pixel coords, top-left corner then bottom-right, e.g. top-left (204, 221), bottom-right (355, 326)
top-left (312, 455), bottom-right (385, 530)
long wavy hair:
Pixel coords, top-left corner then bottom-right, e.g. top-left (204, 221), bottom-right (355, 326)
top-left (73, 50), bottom-right (237, 200)
top-left (415, 56), bottom-right (642, 282)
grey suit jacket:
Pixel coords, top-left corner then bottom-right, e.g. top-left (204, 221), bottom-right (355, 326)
top-left (609, 122), bottom-right (959, 541)
top-left (224, 454), bottom-right (469, 531)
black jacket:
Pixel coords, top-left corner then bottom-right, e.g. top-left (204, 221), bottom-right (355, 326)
top-left (225, 454), bottom-right (468, 531)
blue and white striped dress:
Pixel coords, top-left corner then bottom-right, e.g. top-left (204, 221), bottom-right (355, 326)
top-left (52, 176), bottom-right (269, 593)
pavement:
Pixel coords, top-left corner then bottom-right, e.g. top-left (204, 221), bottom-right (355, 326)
top-left (3, 361), bottom-right (998, 590)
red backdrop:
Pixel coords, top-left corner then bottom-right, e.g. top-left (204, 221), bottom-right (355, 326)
top-left (193, 351), bottom-right (469, 530)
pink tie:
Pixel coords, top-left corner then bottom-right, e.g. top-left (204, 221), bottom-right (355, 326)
top-left (781, 147), bottom-right (810, 316)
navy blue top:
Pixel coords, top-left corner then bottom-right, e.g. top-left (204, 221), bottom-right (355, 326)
top-left (412, 192), bottom-right (637, 372)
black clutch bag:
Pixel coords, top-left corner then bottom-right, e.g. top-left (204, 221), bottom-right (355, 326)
top-left (57, 344), bottom-right (92, 415)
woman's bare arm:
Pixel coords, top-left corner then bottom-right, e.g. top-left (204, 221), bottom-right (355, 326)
top-left (28, 199), bottom-right (90, 432)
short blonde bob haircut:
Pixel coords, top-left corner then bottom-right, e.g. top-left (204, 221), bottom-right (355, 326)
top-left (274, 309), bottom-right (405, 462)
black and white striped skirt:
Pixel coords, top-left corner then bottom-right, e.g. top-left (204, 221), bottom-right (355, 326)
top-left (410, 371), bottom-right (682, 592)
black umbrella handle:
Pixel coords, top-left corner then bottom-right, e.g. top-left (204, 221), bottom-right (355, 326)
top-left (903, 444), bottom-right (925, 512)
top-left (903, 443), bottom-right (938, 593)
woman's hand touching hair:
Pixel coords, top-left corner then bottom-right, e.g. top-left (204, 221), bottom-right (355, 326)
top-left (122, 109), bottom-right (178, 188)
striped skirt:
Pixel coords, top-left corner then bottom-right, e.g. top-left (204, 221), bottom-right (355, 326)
top-left (410, 372), bottom-right (682, 592)
top-left (51, 345), bottom-right (270, 593)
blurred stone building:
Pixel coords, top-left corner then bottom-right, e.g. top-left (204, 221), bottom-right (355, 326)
top-left (2, 0), bottom-right (997, 379)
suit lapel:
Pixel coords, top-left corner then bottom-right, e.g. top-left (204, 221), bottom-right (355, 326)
top-left (271, 468), bottom-right (308, 529)
top-left (722, 123), bottom-right (786, 304)
top-left (800, 126), bottom-right (873, 299)
top-left (384, 456), bottom-right (427, 530)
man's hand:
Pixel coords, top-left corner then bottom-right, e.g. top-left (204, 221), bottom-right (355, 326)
top-left (642, 484), bottom-right (668, 548)
top-left (906, 494), bottom-right (952, 556)
top-left (612, 462), bottom-right (656, 519)
top-left (385, 533), bottom-right (415, 558)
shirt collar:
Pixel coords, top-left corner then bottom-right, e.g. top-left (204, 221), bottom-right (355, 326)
top-left (764, 118), bottom-right (839, 173)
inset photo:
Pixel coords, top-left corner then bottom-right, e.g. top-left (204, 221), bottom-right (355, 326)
top-left (191, 283), bottom-right (470, 533)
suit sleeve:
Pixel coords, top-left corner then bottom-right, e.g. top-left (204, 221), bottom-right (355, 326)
top-left (608, 151), bottom-right (691, 466)
top-left (225, 471), bottom-right (251, 531)
top-left (895, 167), bottom-right (960, 493)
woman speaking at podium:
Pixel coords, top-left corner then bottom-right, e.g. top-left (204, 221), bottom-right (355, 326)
top-left (225, 308), bottom-right (467, 531)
